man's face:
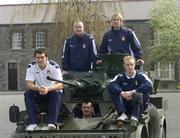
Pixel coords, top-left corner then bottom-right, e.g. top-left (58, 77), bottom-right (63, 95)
top-left (73, 22), bottom-right (84, 36)
top-left (35, 53), bottom-right (48, 69)
top-left (81, 102), bottom-right (93, 118)
top-left (124, 59), bottom-right (136, 75)
top-left (111, 18), bottom-right (121, 29)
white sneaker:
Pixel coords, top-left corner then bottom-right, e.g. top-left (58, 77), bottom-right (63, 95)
top-left (48, 124), bottom-right (56, 130)
top-left (131, 116), bottom-right (138, 121)
top-left (117, 112), bottom-right (128, 121)
top-left (41, 125), bottom-right (49, 130)
top-left (26, 124), bottom-right (38, 131)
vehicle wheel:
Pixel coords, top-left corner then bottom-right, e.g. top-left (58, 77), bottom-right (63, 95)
top-left (141, 126), bottom-right (149, 138)
top-left (162, 128), bottom-right (166, 138)
top-left (147, 103), bottom-right (161, 138)
top-left (134, 124), bottom-right (149, 138)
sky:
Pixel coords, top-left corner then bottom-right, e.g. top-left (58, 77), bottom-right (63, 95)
top-left (0, 0), bottom-right (56, 5)
top-left (0, 0), bottom-right (32, 5)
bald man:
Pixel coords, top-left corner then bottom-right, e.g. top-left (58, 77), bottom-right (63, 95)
top-left (61, 21), bottom-right (98, 74)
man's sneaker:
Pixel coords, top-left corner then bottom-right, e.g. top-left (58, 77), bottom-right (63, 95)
top-left (41, 126), bottom-right (49, 130)
top-left (26, 124), bottom-right (38, 131)
top-left (48, 124), bottom-right (56, 130)
top-left (117, 112), bottom-right (128, 121)
top-left (131, 116), bottom-right (138, 121)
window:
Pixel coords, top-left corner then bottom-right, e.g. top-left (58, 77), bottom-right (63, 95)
top-left (155, 62), bottom-right (175, 80)
top-left (12, 32), bottom-right (22, 49)
top-left (8, 63), bottom-right (18, 90)
top-left (36, 32), bottom-right (46, 48)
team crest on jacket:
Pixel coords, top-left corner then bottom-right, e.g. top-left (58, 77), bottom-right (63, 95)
top-left (82, 44), bottom-right (86, 48)
top-left (135, 80), bottom-right (138, 86)
top-left (122, 36), bottom-right (125, 42)
top-left (47, 70), bottom-right (51, 75)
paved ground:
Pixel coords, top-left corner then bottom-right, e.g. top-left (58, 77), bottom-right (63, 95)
top-left (0, 92), bottom-right (25, 138)
top-left (0, 91), bottom-right (180, 138)
top-left (160, 92), bottom-right (180, 138)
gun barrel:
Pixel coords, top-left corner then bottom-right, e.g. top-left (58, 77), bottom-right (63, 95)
top-left (47, 76), bottom-right (77, 87)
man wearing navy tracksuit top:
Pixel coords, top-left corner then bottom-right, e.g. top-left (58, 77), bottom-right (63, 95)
top-left (61, 21), bottom-right (98, 73)
top-left (107, 56), bottom-right (152, 125)
top-left (99, 13), bottom-right (144, 64)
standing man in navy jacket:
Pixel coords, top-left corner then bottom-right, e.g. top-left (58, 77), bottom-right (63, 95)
top-left (107, 56), bottom-right (152, 124)
top-left (99, 13), bottom-right (144, 64)
top-left (61, 20), bottom-right (98, 74)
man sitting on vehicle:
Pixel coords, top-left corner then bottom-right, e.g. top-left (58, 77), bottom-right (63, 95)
top-left (107, 56), bottom-right (152, 126)
top-left (24, 48), bottom-right (63, 131)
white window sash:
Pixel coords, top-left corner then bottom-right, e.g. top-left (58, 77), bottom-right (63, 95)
top-left (156, 62), bottom-right (175, 80)
top-left (36, 32), bottom-right (45, 48)
top-left (12, 33), bottom-right (22, 49)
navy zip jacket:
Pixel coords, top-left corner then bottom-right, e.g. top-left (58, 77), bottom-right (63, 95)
top-left (107, 72), bottom-right (152, 109)
top-left (99, 27), bottom-right (142, 60)
top-left (61, 32), bottom-right (98, 72)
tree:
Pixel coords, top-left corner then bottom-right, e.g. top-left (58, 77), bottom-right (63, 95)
top-left (24, 0), bottom-right (124, 57)
top-left (149, 0), bottom-right (180, 61)
top-left (50, 0), bottom-right (110, 56)
top-left (149, 0), bottom-right (180, 87)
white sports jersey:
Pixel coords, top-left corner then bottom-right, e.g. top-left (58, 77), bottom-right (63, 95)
top-left (25, 60), bottom-right (62, 88)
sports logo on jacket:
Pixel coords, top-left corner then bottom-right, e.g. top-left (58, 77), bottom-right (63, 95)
top-left (47, 70), bottom-right (51, 75)
top-left (121, 36), bottom-right (126, 42)
top-left (135, 80), bottom-right (138, 86)
top-left (70, 45), bottom-right (75, 48)
top-left (82, 44), bottom-right (86, 48)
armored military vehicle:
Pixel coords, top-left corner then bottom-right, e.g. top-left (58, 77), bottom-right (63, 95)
top-left (9, 54), bottom-right (167, 138)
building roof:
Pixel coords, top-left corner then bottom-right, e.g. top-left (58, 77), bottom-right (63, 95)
top-left (0, 1), bottom-right (155, 25)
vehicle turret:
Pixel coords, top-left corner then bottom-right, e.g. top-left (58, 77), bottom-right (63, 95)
top-left (47, 76), bottom-right (104, 98)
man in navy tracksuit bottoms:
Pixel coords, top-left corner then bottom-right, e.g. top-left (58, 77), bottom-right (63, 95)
top-left (24, 48), bottom-right (63, 131)
top-left (61, 20), bottom-right (98, 74)
top-left (99, 13), bottom-right (144, 64)
top-left (107, 56), bottom-right (152, 125)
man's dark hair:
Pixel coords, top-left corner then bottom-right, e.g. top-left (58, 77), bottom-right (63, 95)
top-left (34, 48), bottom-right (48, 57)
top-left (81, 99), bottom-right (93, 107)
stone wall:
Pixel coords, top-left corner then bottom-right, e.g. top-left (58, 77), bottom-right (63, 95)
top-left (0, 24), bottom-right (53, 91)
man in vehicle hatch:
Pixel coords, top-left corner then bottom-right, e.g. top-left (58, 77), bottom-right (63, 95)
top-left (73, 99), bottom-right (95, 118)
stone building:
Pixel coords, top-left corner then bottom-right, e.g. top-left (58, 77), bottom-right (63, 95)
top-left (0, 0), bottom-right (179, 91)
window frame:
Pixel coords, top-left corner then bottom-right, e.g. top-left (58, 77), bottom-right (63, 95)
top-left (9, 29), bottom-right (24, 50)
top-left (33, 29), bottom-right (48, 49)
top-left (155, 62), bottom-right (175, 80)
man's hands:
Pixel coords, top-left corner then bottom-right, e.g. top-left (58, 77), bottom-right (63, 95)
top-left (96, 60), bottom-right (103, 65)
top-left (137, 59), bottom-right (144, 65)
top-left (39, 86), bottom-right (49, 95)
top-left (120, 91), bottom-right (135, 100)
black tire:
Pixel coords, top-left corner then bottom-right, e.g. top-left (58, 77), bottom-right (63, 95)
top-left (147, 103), bottom-right (161, 138)
top-left (162, 128), bottom-right (166, 138)
top-left (141, 125), bottom-right (149, 138)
